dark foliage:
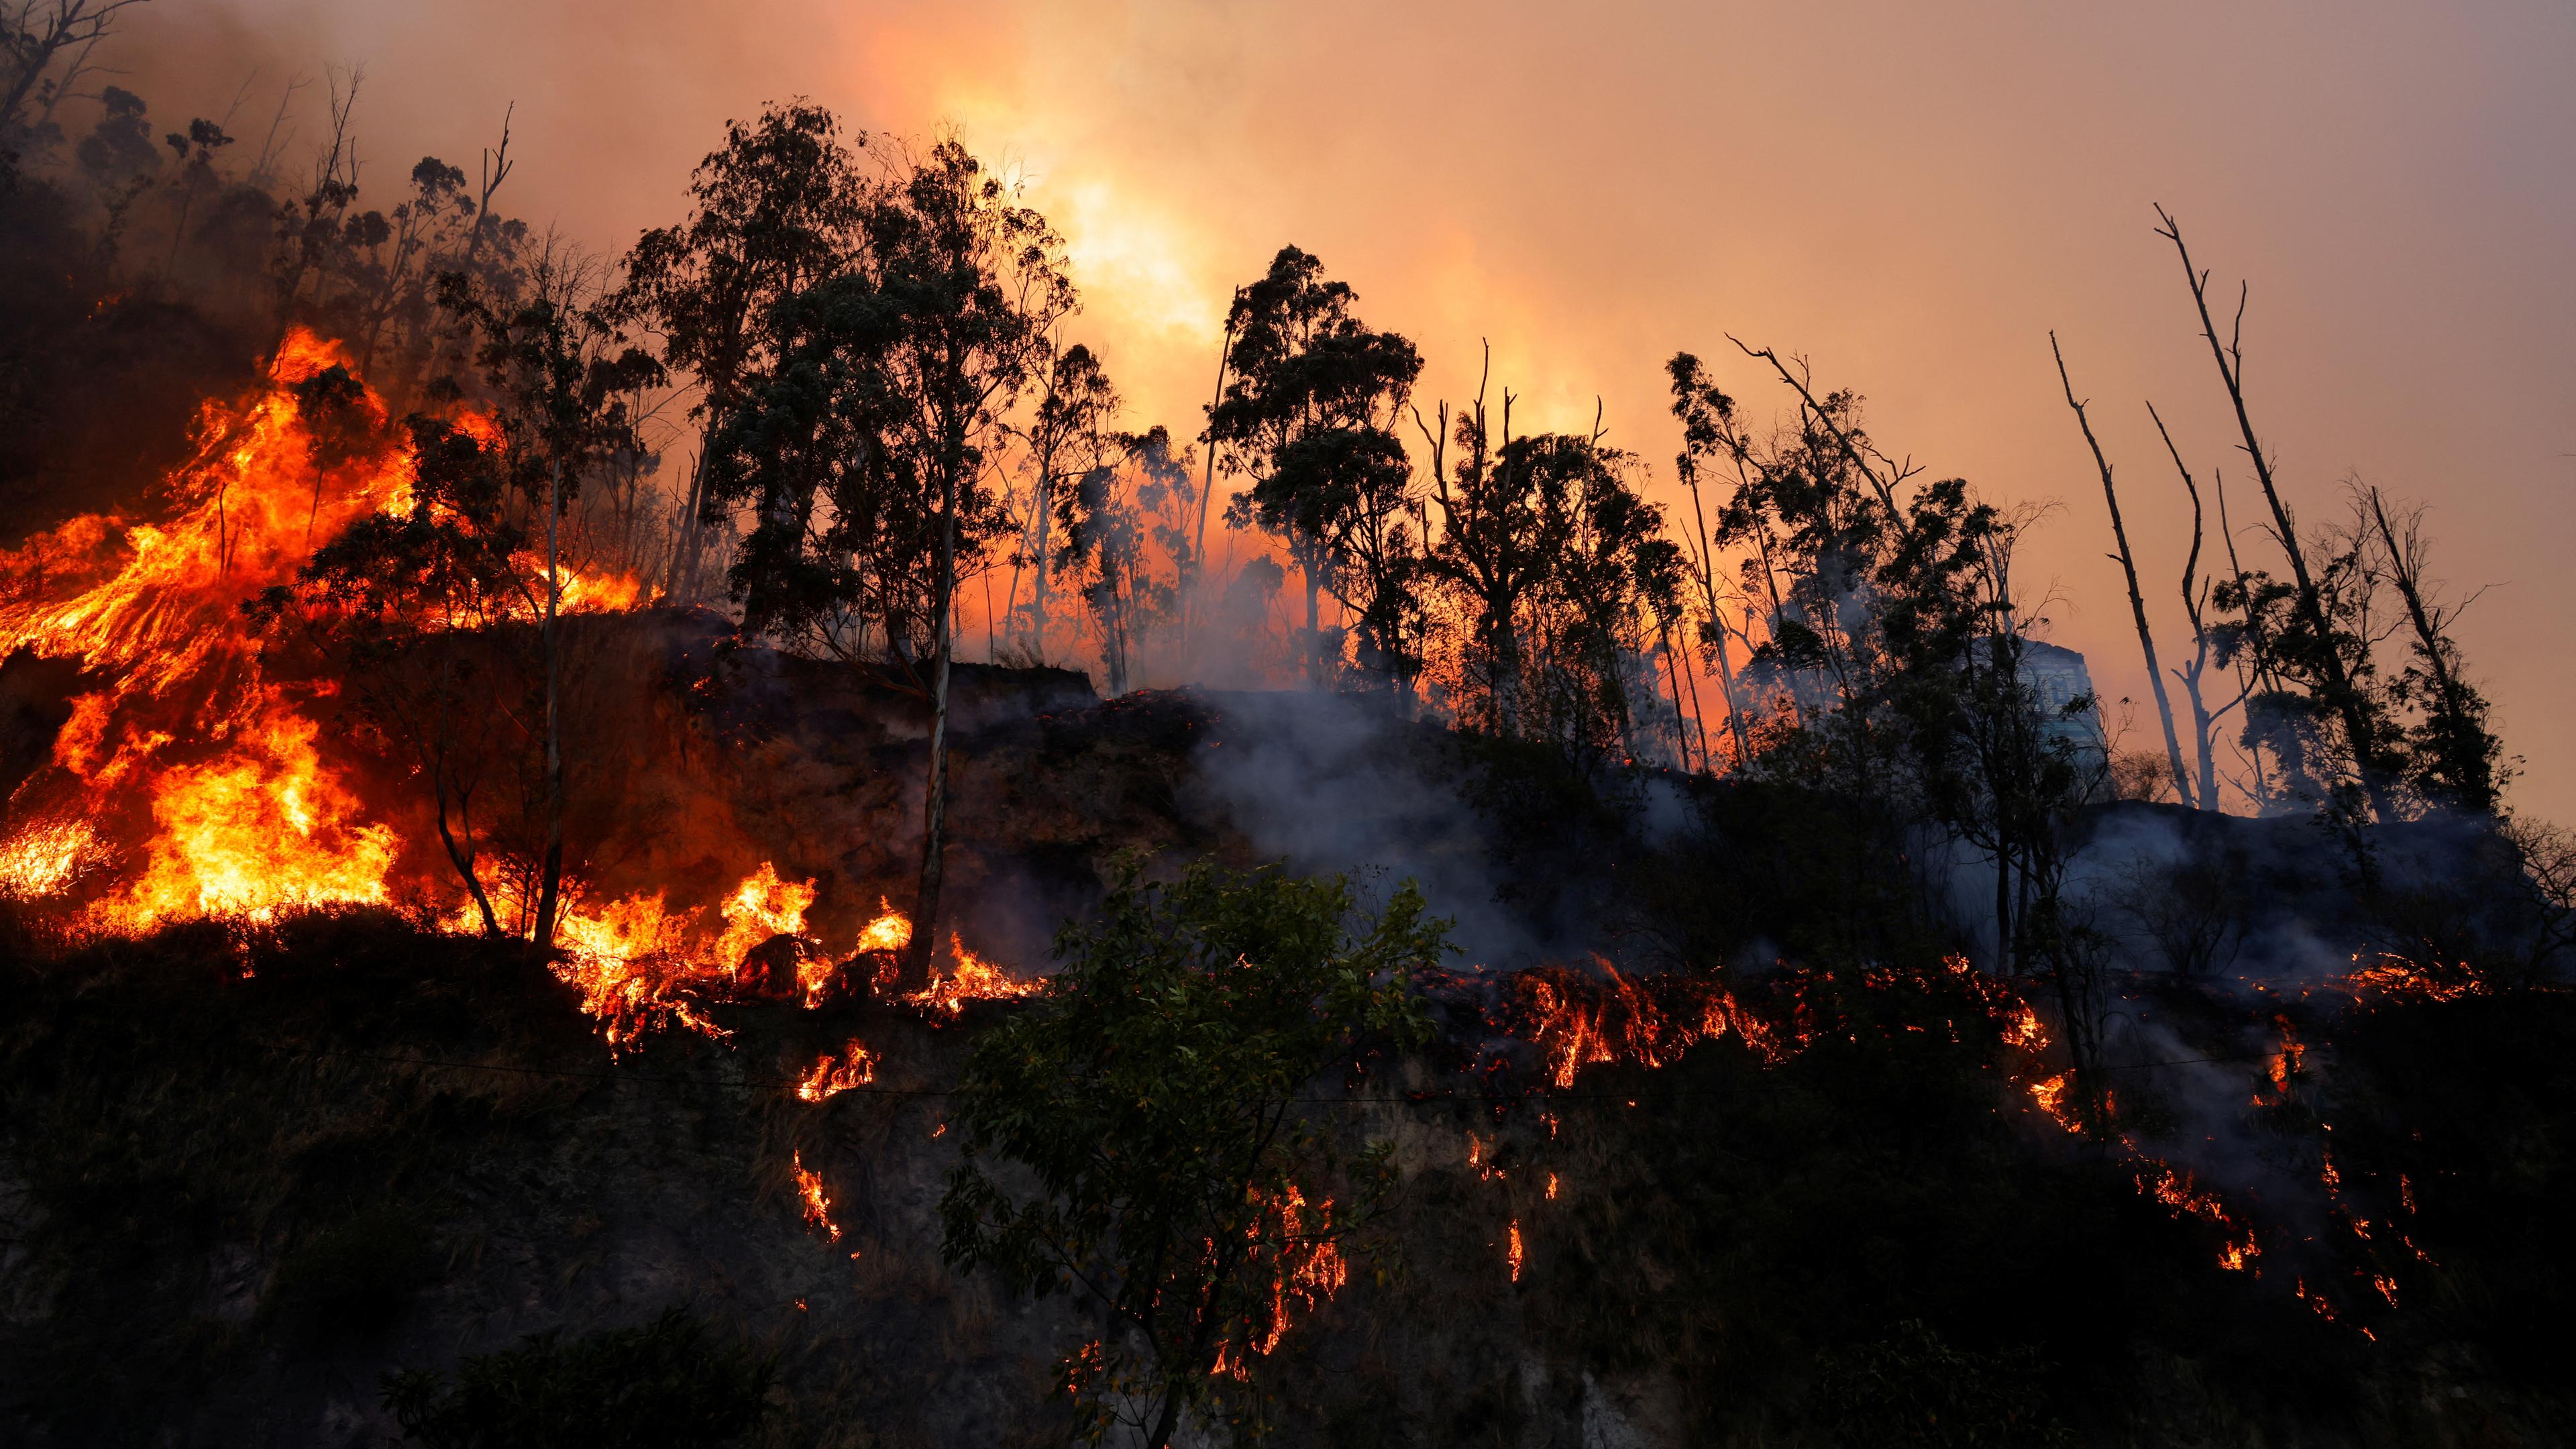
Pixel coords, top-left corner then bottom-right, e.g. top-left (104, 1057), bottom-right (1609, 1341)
top-left (382, 1307), bottom-right (773, 1449)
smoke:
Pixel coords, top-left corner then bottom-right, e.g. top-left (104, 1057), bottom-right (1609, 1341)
top-left (1174, 689), bottom-right (1598, 969)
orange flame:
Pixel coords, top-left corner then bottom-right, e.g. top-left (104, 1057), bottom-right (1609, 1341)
top-left (1211, 1181), bottom-right (1346, 1379)
top-left (905, 934), bottom-right (1040, 1020)
top-left (792, 1149), bottom-right (841, 1241)
top-left (0, 329), bottom-right (645, 936)
top-left (796, 1042), bottom-right (878, 1102)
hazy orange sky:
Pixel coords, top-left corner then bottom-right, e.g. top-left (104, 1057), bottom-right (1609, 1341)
top-left (131, 1), bottom-right (2576, 818)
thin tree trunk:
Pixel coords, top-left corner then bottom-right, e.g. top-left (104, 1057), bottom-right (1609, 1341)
top-left (2053, 333), bottom-right (2193, 806)
top-left (1187, 301), bottom-right (1240, 647)
top-left (1656, 616), bottom-right (1695, 771)
top-left (433, 781), bottom-right (502, 937)
top-left (2148, 401), bottom-right (2226, 810)
top-left (908, 463), bottom-right (963, 991)
top-left (533, 453), bottom-right (566, 947)
top-left (1030, 464), bottom-right (1052, 661)
top-left (666, 437), bottom-right (711, 604)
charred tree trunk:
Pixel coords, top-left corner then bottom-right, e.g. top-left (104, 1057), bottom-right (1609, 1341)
top-left (433, 781), bottom-right (502, 937)
top-left (533, 453), bottom-right (566, 948)
top-left (907, 466), bottom-right (963, 992)
top-left (2053, 333), bottom-right (2193, 807)
top-left (1187, 298), bottom-right (1240, 648)
top-left (666, 436), bottom-right (712, 605)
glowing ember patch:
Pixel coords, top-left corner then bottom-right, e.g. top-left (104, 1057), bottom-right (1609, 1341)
top-left (2346, 956), bottom-right (2487, 1002)
top-left (2029, 1073), bottom-right (2081, 1133)
top-left (905, 935), bottom-right (1040, 1019)
top-left (796, 1042), bottom-right (877, 1102)
top-left (1515, 959), bottom-right (1735, 1089)
top-left (793, 1150), bottom-right (840, 1241)
top-left (1507, 1220), bottom-right (1525, 1283)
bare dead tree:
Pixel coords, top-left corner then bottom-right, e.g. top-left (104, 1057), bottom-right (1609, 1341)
top-left (1727, 335), bottom-right (1919, 512)
top-left (2051, 333), bottom-right (2192, 806)
top-left (2154, 204), bottom-right (2400, 819)
top-left (463, 101), bottom-right (513, 268)
top-left (1, 0), bottom-right (150, 135)
top-left (2147, 400), bottom-right (2244, 811)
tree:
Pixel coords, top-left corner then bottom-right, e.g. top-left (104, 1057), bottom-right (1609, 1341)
top-left (1666, 352), bottom-right (1755, 767)
top-left (2, 1), bottom-right (152, 154)
top-left (439, 248), bottom-right (663, 947)
top-left (710, 138), bottom-right (1073, 988)
top-left (1415, 358), bottom-right (1557, 737)
top-left (2155, 205), bottom-right (2405, 821)
top-left (2052, 332), bottom-right (2192, 807)
top-left (250, 414), bottom-right (547, 937)
top-left (614, 102), bottom-right (865, 605)
top-left (2146, 400), bottom-right (2245, 812)
top-left (1009, 341), bottom-right (1120, 664)
top-left (1208, 246), bottom-right (1423, 686)
top-left (2362, 484), bottom-right (2503, 815)
top-left (1055, 423), bottom-right (1195, 696)
top-left (941, 859), bottom-right (1444, 1449)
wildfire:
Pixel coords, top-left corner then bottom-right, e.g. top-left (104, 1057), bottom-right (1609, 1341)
top-left (0, 818), bottom-right (96, 899)
top-left (792, 1149), bottom-right (841, 1241)
top-left (0, 328), bottom-right (645, 938)
top-left (107, 694), bottom-right (400, 931)
top-left (905, 934), bottom-right (1041, 1020)
top-left (1212, 1181), bottom-right (1346, 1380)
top-left (2029, 1073), bottom-right (2080, 1133)
top-left (1513, 959), bottom-right (1738, 1089)
top-left (796, 1041), bottom-right (878, 1102)
top-left (2346, 955), bottom-right (2487, 1002)
top-left (1507, 1220), bottom-right (1525, 1283)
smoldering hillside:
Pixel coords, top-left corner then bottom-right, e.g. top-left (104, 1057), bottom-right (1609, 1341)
top-left (5, 631), bottom-right (2572, 1448)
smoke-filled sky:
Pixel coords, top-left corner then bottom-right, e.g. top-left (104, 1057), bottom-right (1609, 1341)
top-left (125, 0), bottom-right (2576, 818)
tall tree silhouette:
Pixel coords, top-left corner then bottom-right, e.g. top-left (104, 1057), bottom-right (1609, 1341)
top-left (710, 138), bottom-right (1073, 988)
top-left (1207, 246), bottom-right (1421, 686)
top-left (616, 102), bottom-right (865, 605)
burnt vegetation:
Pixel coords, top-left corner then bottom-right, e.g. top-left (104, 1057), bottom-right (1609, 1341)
top-left (3, 9), bottom-right (2573, 1448)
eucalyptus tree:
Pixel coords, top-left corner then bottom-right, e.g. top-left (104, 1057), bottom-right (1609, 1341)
top-left (1056, 424), bottom-right (1194, 696)
top-left (616, 101), bottom-right (866, 603)
top-left (438, 248), bottom-right (663, 947)
top-left (1010, 341), bottom-right (1119, 662)
top-left (710, 138), bottom-right (1074, 987)
top-left (1207, 246), bottom-right (1421, 686)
